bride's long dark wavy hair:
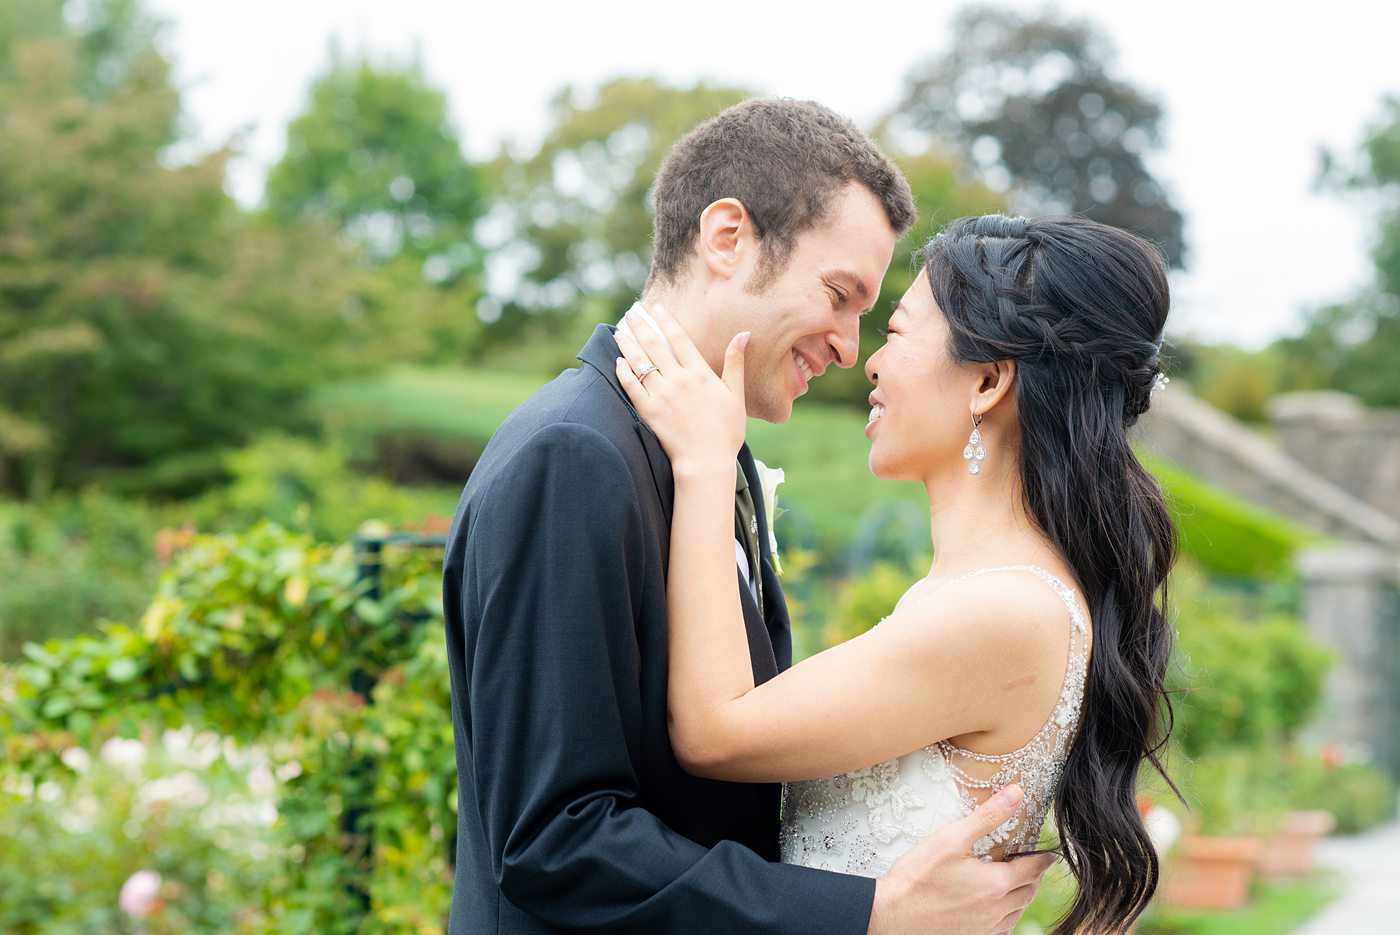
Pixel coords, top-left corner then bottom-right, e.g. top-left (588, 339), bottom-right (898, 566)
top-left (922, 215), bottom-right (1177, 934)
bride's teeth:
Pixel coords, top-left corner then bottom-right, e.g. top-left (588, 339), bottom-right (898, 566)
top-left (867, 404), bottom-right (885, 424)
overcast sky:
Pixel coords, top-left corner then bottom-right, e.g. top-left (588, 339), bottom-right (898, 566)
top-left (144, 0), bottom-right (1398, 349)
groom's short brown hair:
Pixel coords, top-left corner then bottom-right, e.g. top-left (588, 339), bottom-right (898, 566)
top-left (647, 98), bottom-right (916, 291)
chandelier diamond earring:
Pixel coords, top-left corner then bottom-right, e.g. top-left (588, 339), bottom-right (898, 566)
top-left (963, 411), bottom-right (986, 475)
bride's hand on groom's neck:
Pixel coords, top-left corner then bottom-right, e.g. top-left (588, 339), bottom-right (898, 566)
top-left (615, 305), bottom-right (748, 476)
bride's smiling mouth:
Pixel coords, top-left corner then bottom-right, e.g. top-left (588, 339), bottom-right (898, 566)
top-left (866, 393), bottom-right (885, 437)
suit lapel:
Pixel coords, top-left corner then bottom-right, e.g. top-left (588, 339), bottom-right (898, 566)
top-left (580, 324), bottom-right (786, 680)
top-left (577, 324), bottom-right (674, 521)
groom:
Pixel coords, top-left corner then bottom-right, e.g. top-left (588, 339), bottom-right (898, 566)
top-left (443, 98), bottom-right (1050, 934)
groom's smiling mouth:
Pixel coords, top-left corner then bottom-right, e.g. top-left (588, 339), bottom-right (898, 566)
top-left (792, 349), bottom-right (822, 389)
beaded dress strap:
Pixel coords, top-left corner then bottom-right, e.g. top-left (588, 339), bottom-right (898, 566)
top-left (954, 565), bottom-right (1085, 629)
top-left (940, 564), bottom-right (1088, 764)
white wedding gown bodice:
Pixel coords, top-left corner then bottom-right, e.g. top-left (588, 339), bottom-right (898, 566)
top-left (779, 565), bottom-right (1089, 875)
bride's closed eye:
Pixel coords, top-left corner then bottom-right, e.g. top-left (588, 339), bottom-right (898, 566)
top-left (878, 301), bottom-right (901, 337)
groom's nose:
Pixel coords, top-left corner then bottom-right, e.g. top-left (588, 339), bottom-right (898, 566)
top-left (828, 319), bottom-right (859, 369)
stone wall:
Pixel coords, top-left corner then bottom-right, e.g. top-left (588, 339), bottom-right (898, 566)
top-left (1136, 385), bottom-right (1400, 777)
top-left (1270, 391), bottom-right (1400, 527)
top-left (1298, 544), bottom-right (1400, 777)
top-left (1134, 384), bottom-right (1400, 547)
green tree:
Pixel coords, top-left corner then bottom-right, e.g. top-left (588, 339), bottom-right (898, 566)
top-left (265, 54), bottom-right (485, 275)
top-left (264, 54), bottom-right (487, 361)
top-left (0, 0), bottom-right (63, 79)
top-left (889, 5), bottom-right (1186, 267)
top-left (1276, 96), bottom-right (1400, 406)
top-left (0, 11), bottom-right (360, 495)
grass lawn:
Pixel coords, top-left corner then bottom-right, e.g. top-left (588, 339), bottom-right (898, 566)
top-left (314, 365), bottom-right (1317, 571)
top-left (1016, 866), bottom-right (1336, 934)
top-left (313, 365), bottom-right (550, 449)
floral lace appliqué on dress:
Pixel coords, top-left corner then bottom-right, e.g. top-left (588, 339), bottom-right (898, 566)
top-left (779, 565), bottom-right (1089, 875)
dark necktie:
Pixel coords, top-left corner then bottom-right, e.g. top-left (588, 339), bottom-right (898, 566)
top-left (734, 459), bottom-right (763, 612)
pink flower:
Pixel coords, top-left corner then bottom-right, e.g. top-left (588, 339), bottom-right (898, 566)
top-left (119, 870), bottom-right (162, 918)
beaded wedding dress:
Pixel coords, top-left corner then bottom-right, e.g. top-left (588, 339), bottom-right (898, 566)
top-left (779, 566), bottom-right (1089, 875)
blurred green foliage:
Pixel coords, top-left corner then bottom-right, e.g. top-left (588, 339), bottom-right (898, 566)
top-left (1286, 755), bottom-right (1397, 834)
top-left (263, 53), bottom-right (488, 366)
top-left (0, 489), bottom-right (163, 658)
top-left (1170, 567), bottom-right (1331, 760)
top-left (1, 523), bottom-right (456, 933)
top-left (1167, 343), bottom-right (1287, 425)
top-left (891, 4), bottom-right (1186, 267)
top-left (1146, 455), bottom-right (1315, 579)
top-left (1017, 867), bottom-right (1335, 935)
top-left (0, 730), bottom-right (283, 933)
top-left (0, 2), bottom-right (364, 496)
top-left (0, 437), bottom-right (457, 657)
top-left (266, 53), bottom-right (485, 272)
top-left (1163, 566), bottom-right (1352, 838)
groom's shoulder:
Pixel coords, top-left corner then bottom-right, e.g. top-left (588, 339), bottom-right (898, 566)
top-left (496, 363), bottom-right (633, 454)
top-left (466, 360), bottom-right (641, 495)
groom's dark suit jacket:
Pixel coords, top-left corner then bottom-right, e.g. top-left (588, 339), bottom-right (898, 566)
top-left (443, 325), bottom-right (874, 933)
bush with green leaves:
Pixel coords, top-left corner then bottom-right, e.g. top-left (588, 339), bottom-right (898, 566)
top-left (0, 434), bottom-right (460, 658)
top-left (201, 434), bottom-right (459, 543)
top-left (1161, 565), bottom-right (1337, 839)
top-left (1169, 567), bottom-right (1332, 760)
top-left (0, 728), bottom-right (284, 934)
top-left (0, 488), bottom-right (164, 657)
top-left (1, 522), bottom-right (456, 934)
top-left (1285, 750), bottom-right (1398, 834)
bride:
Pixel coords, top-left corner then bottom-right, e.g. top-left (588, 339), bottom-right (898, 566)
top-left (615, 214), bottom-right (1178, 934)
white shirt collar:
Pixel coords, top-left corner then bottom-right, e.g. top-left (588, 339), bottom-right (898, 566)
top-left (616, 301), bottom-right (679, 362)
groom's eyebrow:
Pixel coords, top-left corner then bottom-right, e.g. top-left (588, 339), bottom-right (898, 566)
top-left (827, 269), bottom-right (874, 311)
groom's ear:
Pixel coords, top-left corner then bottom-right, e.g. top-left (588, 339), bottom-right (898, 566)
top-left (697, 198), bottom-right (754, 282)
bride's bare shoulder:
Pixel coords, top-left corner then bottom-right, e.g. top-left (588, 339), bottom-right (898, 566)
top-left (880, 567), bottom-right (1083, 664)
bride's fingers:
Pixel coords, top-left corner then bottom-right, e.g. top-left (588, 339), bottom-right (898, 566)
top-left (614, 327), bottom-right (653, 376)
top-left (623, 311), bottom-right (671, 371)
top-left (650, 305), bottom-right (706, 370)
top-left (615, 356), bottom-right (652, 408)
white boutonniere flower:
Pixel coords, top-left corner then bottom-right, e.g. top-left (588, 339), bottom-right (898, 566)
top-left (753, 458), bottom-right (785, 576)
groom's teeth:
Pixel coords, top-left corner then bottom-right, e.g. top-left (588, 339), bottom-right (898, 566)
top-left (867, 404), bottom-right (885, 424)
top-left (794, 352), bottom-right (814, 382)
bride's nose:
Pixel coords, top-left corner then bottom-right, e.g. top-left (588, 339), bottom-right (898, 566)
top-left (865, 347), bottom-right (881, 384)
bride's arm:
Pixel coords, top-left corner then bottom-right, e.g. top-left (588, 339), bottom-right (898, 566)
top-left (664, 469), bottom-right (1018, 782)
top-left (615, 310), bottom-right (1039, 783)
